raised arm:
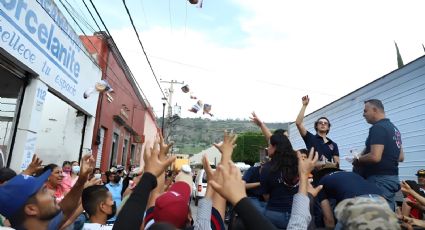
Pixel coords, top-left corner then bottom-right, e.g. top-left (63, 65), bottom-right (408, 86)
top-left (59, 154), bottom-right (95, 222)
top-left (147, 134), bottom-right (173, 209)
top-left (401, 181), bottom-right (425, 207)
top-left (250, 112), bottom-right (272, 140)
top-left (113, 139), bottom-right (176, 230)
top-left (288, 148), bottom-right (322, 229)
top-left (295, 95), bottom-right (309, 137)
top-left (212, 130), bottom-right (238, 220)
top-left (209, 163), bottom-right (278, 230)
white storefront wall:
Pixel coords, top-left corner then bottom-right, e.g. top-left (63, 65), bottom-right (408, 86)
top-left (0, 0), bottom-right (101, 170)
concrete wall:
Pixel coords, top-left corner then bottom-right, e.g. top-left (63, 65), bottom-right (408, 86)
top-left (35, 92), bottom-right (85, 165)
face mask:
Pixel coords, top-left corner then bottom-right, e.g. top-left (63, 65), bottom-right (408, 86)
top-left (107, 201), bottom-right (117, 220)
top-left (72, 166), bottom-right (80, 174)
top-left (113, 175), bottom-right (121, 183)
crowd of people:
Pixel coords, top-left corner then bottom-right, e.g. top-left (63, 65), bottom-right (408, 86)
top-left (0, 97), bottom-right (424, 230)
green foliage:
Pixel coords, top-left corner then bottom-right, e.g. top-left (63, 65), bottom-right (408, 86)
top-left (232, 132), bottom-right (268, 165)
top-left (157, 117), bottom-right (288, 155)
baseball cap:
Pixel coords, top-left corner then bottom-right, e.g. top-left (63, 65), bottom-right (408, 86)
top-left (416, 169), bottom-right (425, 177)
top-left (109, 167), bottom-right (118, 173)
top-left (334, 195), bottom-right (400, 230)
top-left (181, 165), bottom-right (191, 174)
top-left (0, 170), bottom-right (51, 219)
top-left (153, 181), bottom-right (191, 228)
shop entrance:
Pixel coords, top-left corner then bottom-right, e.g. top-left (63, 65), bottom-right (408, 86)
top-left (0, 62), bottom-right (25, 167)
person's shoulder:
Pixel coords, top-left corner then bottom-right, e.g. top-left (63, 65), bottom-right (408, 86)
top-left (82, 223), bottom-right (114, 230)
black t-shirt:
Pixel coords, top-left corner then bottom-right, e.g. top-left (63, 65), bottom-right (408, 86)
top-left (242, 166), bottom-right (264, 200)
top-left (260, 161), bottom-right (298, 212)
top-left (317, 171), bottom-right (383, 204)
top-left (302, 131), bottom-right (339, 162)
top-left (355, 118), bottom-right (402, 178)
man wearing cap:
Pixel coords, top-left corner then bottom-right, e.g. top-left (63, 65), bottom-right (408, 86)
top-left (0, 154), bottom-right (95, 230)
top-left (105, 167), bottom-right (123, 223)
top-left (401, 169), bottom-right (425, 219)
top-left (417, 169), bottom-right (425, 194)
top-left (353, 99), bottom-right (404, 210)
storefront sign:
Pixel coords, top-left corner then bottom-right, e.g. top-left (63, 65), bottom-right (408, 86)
top-left (0, 0), bottom-right (101, 115)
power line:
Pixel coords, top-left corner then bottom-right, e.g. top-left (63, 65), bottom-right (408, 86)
top-left (64, 0), bottom-right (96, 33)
top-left (37, 0), bottom-right (156, 115)
top-left (89, 0), bottom-right (168, 107)
top-left (184, 0), bottom-right (188, 38)
top-left (82, 0), bottom-right (103, 32)
top-left (57, 0), bottom-right (150, 107)
top-left (121, 0), bottom-right (168, 103)
top-left (168, 0), bottom-right (173, 33)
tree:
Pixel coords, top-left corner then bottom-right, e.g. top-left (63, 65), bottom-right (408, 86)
top-left (232, 132), bottom-right (268, 165)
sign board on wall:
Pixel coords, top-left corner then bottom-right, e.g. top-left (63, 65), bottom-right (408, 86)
top-left (0, 0), bottom-right (101, 115)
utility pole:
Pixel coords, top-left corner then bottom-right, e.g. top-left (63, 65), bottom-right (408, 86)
top-left (160, 80), bottom-right (184, 148)
top-left (160, 80), bottom-right (184, 118)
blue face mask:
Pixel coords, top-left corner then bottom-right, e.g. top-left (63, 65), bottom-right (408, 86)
top-left (72, 165), bottom-right (80, 174)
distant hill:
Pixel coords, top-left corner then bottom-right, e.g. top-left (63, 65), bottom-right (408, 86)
top-left (157, 117), bottom-right (289, 155)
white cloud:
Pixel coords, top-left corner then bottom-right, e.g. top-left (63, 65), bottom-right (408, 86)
top-left (109, 0), bottom-right (425, 123)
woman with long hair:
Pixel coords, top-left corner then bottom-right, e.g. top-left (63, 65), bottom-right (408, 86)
top-left (260, 133), bottom-right (299, 229)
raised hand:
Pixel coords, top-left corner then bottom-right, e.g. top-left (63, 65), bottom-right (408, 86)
top-left (401, 181), bottom-right (414, 195)
top-left (302, 95), bottom-right (310, 106)
top-left (202, 155), bottom-right (216, 181)
top-left (297, 147), bottom-right (318, 177)
top-left (208, 163), bottom-right (247, 205)
top-left (143, 143), bottom-right (176, 177)
top-left (250, 112), bottom-right (262, 127)
top-left (213, 130), bottom-right (237, 156)
top-left (79, 154), bottom-right (95, 180)
top-left (159, 133), bottom-right (173, 160)
top-left (84, 177), bottom-right (103, 188)
top-left (22, 154), bottom-right (43, 176)
top-left (307, 182), bottom-right (323, 197)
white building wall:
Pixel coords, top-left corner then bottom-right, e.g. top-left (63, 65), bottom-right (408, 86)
top-left (289, 56), bottom-right (425, 181)
top-left (35, 92), bottom-right (85, 165)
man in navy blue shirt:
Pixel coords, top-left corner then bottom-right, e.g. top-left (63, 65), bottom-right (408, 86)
top-left (352, 99), bottom-right (404, 210)
top-left (296, 95), bottom-right (340, 167)
top-left (243, 163), bottom-right (266, 213)
top-left (315, 168), bottom-right (383, 228)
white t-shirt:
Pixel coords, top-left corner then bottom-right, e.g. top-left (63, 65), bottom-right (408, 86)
top-left (82, 223), bottom-right (114, 230)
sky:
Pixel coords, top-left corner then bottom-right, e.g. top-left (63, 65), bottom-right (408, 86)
top-left (59, 0), bottom-right (425, 123)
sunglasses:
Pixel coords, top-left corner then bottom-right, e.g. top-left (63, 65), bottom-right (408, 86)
top-left (318, 121), bottom-right (329, 125)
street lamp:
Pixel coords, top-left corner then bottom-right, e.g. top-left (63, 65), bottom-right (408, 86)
top-left (161, 102), bottom-right (166, 135)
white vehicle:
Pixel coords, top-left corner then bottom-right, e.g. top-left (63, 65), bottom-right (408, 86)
top-left (193, 169), bottom-right (208, 206)
top-left (0, 149), bottom-right (5, 168)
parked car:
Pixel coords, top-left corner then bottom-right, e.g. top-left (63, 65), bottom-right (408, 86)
top-left (193, 169), bottom-right (208, 206)
top-left (0, 149), bottom-right (4, 168)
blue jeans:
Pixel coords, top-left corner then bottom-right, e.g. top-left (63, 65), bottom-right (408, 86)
top-left (263, 209), bottom-right (290, 229)
top-left (248, 197), bottom-right (266, 214)
top-left (366, 175), bottom-right (400, 211)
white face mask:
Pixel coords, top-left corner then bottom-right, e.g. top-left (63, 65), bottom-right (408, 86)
top-left (72, 165), bottom-right (80, 174)
top-left (94, 173), bottom-right (102, 179)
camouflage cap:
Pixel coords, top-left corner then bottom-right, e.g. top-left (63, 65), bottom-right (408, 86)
top-left (334, 195), bottom-right (400, 230)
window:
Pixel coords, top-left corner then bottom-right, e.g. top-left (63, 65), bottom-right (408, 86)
top-left (122, 139), bottom-right (128, 167)
top-left (130, 144), bottom-right (136, 166)
top-left (110, 133), bottom-right (119, 168)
